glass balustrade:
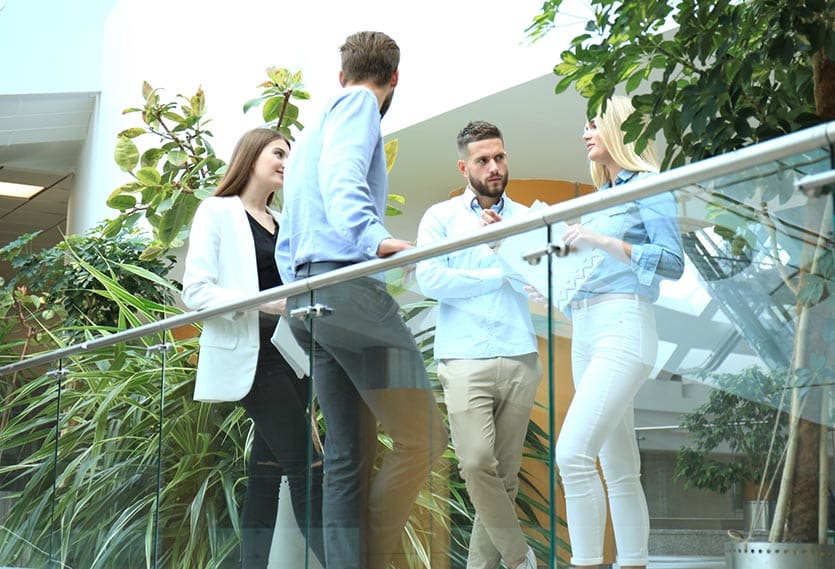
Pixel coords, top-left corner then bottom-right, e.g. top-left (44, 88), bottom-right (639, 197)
top-left (0, 129), bottom-right (832, 568)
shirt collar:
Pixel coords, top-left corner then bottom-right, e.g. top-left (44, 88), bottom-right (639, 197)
top-left (602, 169), bottom-right (639, 190)
top-left (463, 187), bottom-right (504, 214)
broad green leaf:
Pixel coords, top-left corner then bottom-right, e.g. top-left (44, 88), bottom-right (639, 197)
top-left (141, 147), bottom-right (165, 168)
top-left (243, 95), bottom-right (268, 114)
top-left (262, 96), bottom-right (282, 123)
top-left (167, 149), bottom-right (188, 167)
top-left (106, 194), bottom-right (137, 210)
top-left (114, 137), bottom-right (139, 172)
top-left (282, 103), bottom-right (299, 122)
top-left (110, 181), bottom-right (140, 195)
top-left (139, 243), bottom-right (164, 261)
top-left (194, 187), bottom-right (214, 200)
top-left (118, 127), bottom-right (146, 139)
top-left (135, 167), bottom-right (162, 186)
top-left (163, 111), bottom-right (186, 123)
top-left (101, 218), bottom-right (123, 238)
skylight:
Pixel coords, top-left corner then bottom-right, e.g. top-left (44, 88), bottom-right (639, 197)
top-left (0, 181), bottom-right (43, 199)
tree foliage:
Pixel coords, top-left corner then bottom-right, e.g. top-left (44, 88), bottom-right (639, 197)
top-left (675, 367), bottom-right (789, 495)
top-left (0, 227), bottom-right (177, 334)
top-left (527, 0), bottom-right (835, 168)
top-left (104, 67), bottom-right (404, 258)
top-left (243, 66), bottom-right (309, 140)
top-left (106, 82), bottom-right (222, 259)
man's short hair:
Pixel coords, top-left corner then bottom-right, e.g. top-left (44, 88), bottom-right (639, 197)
top-left (456, 121), bottom-right (504, 158)
top-left (340, 31), bottom-right (400, 86)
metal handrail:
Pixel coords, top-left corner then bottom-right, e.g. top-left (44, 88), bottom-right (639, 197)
top-left (1, 121), bottom-right (833, 376)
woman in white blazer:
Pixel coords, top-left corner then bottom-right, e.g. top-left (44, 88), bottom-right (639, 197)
top-left (182, 128), bottom-right (324, 568)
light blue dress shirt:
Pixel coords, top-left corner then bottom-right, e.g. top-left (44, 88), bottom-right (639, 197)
top-left (416, 188), bottom-right (538, 360)
top-left (276, 86), bottom-right (391, 283)
top-left (571, 169), bottom-right (684, 305)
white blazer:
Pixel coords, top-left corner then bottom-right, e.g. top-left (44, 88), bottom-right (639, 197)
top-left (182, 196), bottom-right (272, 402)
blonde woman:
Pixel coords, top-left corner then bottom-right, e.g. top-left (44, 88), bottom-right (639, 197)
top-left (555, 96), bottom-right (684, 569)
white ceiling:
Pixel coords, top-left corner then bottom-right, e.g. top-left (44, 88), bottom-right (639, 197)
top-left (0, 91), bottom-right (96, 282)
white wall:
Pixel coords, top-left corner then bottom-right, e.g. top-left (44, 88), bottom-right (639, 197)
top-left (0, 0), bottom-right (116, 94)
top-left (76, 0), bottom-right (586, 231)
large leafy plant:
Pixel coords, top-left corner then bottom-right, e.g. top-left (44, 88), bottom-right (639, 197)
top-left (527, 0), bottom-right (834, 168)
top-left (0, 227), bottom-right (176, 333)
top-left (106, 82), bottom-right (223, 260)
top-left (528, 0), bottom-right (834, 546)
top-left (0, 251), bottom-right (248, 568)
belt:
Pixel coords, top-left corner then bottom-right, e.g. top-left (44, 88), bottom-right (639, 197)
top-left (569, 293), bottom-right (644, 311)
top-left (296, 261), bottom-right (355, 277)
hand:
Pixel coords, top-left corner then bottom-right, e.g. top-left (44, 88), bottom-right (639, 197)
top-left (524, 285), bottom-right (547, 304)
top-left (480, 209), bottom-right (502, 226)
top-left (259, 298), bottom-right (287, 316)
top-left (562, 223), bottom-right (605, 251)
top-left (377, 238), bottom-right (414, 258)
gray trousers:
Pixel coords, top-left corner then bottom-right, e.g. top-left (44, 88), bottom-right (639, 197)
top-left (288, 265), bottom-right (447, 569)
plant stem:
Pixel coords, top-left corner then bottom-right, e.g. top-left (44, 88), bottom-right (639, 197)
top-left (819, 404), bottom-right (829, 544)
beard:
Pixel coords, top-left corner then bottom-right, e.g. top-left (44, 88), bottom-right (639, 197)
top-left (379, 88), bottom-right (395, 118)
top-left (469, 170), bottom-right (508, 201)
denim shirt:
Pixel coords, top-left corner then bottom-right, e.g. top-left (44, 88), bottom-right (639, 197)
top-left (276, 86), bottom-right (391, 283)
top-left (571, 169), bottom-right (684, 305)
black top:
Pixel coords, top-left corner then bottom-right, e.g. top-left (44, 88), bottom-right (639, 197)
top-left (246, 211), bottom-right (282, 341)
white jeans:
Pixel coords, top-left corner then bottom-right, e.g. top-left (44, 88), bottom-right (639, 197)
top-left (555, 296), bottom-right (657, 567)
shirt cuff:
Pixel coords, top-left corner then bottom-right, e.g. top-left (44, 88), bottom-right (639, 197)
top-left (631, 243), bottom-right (661, 286)
top-left (361, 223), bottom-right (393, 258)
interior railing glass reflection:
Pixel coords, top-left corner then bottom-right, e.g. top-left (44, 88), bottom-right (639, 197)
top-left (0, 123), bottom-right (832, 568)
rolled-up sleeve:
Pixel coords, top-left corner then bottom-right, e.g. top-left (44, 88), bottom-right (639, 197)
top-left (630, 192), bottom-right (684, 284)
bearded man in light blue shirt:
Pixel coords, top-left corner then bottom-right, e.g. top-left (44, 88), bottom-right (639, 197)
top-left (276, 31), bottom-right (447, 569)
top-left (416, 121), bottom-right (541, 569)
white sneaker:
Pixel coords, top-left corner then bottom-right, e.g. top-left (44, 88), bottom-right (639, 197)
top-left (520, 545), bottom-right (537, 569)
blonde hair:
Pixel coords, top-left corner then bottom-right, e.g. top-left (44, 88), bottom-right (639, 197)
top-left (589, 96), bottom-right (659, 189)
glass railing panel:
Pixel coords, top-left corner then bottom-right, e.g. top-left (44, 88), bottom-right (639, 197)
top-left (67, 337), bottom-right (170, 569)
top-left (236, 289), bottom-right (322, 569)
top-left (543, 145), bottom-right (832, 565)
top-left (0, 359), bottom-right (63, 568)
top-left (663, 147), bottom-right (834, 551)
top-left (283, 221), bottom-right (559, 568)
top-left (1, 127), bottom-right (832, 569)
top-left (0, 337), bottom-right (170, 568)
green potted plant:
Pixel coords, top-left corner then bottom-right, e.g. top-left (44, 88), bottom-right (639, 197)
top-left (674, 367), bottom-right (790, 531)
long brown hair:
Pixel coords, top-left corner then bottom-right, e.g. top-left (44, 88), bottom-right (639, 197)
top-left (214, 128), bottom-right (290, 205)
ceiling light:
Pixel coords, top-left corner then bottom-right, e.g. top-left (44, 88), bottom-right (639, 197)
top-left (0, 181), bottom-right (44, 199)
